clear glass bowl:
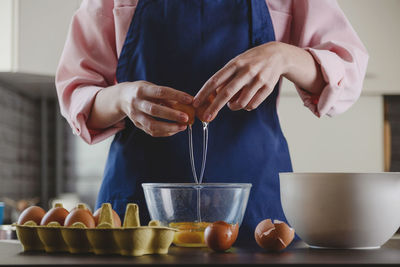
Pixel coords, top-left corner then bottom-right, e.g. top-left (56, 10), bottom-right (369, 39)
top-left (142, 183), bottom-right (252, 247)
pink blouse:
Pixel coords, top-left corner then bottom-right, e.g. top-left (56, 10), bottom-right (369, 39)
top-left (56, 0), bottom-right (369, 144)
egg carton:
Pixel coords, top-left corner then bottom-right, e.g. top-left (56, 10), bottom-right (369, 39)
top-left (14, 203), bottom-right (177, 256)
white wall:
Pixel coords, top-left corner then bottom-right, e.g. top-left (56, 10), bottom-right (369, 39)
top-left (68, 134), bottom-right (112, 210)
top-left (17, 0), bottom-right (81, 75)
top-left (278, 85), bottom-right (384, 172)
top-left (337, 0), bottom-right (400, 95)
top-left (276, 0), bottom-right (400, 173)
top-left (0, 0), bottom-right (82, 74)
top-left (0, 0), bottom-right (13, 71)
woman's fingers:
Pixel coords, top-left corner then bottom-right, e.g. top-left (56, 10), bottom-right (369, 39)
top-left (133, 111), bottom-right (187, 137)
top-left (122, 81), bottom-right (193, 137)
top-left (245, 85), bottom-right (274, 110)
top-left (245, 72), bottom-right (281, 110)
top-left (138, 83), bottom-right (193, 104)
top-left (228, 77), bottom-right (264, 111)
top-left (200, 69), bottom-right (251, 121)
top-left (193, 60), bottom-right (238, 108)
top-left (137, 100), bottom-right (189, 123)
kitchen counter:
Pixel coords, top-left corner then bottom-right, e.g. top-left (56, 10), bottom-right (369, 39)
top-left (2, 236), bottom-right (400, 266)
top-left (0, 238), bottom-right (400, 266)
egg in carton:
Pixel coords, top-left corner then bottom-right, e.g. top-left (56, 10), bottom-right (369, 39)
top-left (37, 203), bottom-right (70, 252)
top-left (61, 203), bottom-right (97, 254)
top-left (15, 202), bottom-right (89, 253)
top-left (14, 202), bottom-right (177, 256)
top-left (14, 203), bottom-right (69, 252)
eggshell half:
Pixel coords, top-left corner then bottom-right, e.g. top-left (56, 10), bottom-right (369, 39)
top-left (273, 220), bottom-right (295, 249)
top-left (254, 219), bottom-right (295, 252)
top-left (170, 102), bottom-right (195, 125)
top-left (195, 93), bottom-right (216, 122)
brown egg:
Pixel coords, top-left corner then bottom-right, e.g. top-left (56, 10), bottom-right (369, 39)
top-left (254, 219), bottom-right (295, 251)
top-left (17, 206), bottom-right (46, 225)
top-left (93, 207), bottom-right (121, 227)
top-left (170, 102), bottom-right (195, 125)
top-left (40, 203), bottom-right (69, 226)
top-left (70, 203), bottom-right (92, 214)
top-left (204, 221), bottom-right (239, 252)
top-left (64, 204), bottom-right (95, 228)
top-left (195, 92), bottom-right (216, 122)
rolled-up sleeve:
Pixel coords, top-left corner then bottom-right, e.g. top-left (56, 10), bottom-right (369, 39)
top-left (55, 0), bottom-right (125, 144)
top-left (291, 0), bottom-right (369, 117)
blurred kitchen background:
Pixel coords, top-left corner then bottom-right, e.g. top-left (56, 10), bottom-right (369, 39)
top-left (0, 0), bottom-right (399, 224)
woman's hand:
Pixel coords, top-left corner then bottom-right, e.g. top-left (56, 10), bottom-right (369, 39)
top-left (87, 81), bottom-right (194, 137)
top-left (193, 41), bottom-right (325, 122)
top-left (119, 81), bottom-right (194, 137)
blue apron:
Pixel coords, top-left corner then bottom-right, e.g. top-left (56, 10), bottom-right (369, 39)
top-left (97, 0), bottom-right (293, 246)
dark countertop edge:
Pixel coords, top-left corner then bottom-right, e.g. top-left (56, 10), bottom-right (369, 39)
top-left (4, 237), bottom-right (400, 266)
top-left (1, 264), bottom-right (394, 267)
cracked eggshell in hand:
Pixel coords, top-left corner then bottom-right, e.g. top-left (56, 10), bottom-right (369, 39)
top-left (169, 102), bottom-right (195, 125)
top-left (254, 219), bottom-right (295, 251)
top-left (196, 93), bottom-right (216, 122)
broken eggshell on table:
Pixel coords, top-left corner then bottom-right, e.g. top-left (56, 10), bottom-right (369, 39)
top-left (255, 219), bottom-right (295, 251)
top-left (14, 202), bottom-right (177, 256)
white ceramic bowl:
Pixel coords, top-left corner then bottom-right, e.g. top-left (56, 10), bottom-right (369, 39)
top-left (279, 172), bottom-right (400, 249)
